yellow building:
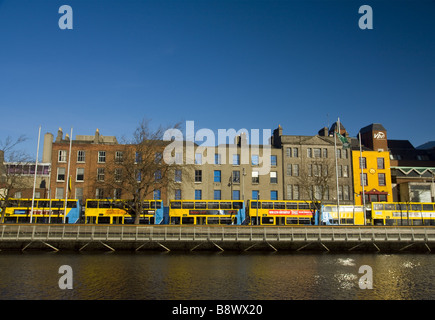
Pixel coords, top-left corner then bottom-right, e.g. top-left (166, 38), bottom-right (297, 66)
top-left (352, 150), bottom-right (393, 205)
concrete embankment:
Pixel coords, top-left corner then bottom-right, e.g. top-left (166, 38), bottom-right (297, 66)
top-left (1, 224), bottom-right (435, 252)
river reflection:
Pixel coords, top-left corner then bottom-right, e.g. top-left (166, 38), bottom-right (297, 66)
top-left (0, 252), bottom-right (434, 300)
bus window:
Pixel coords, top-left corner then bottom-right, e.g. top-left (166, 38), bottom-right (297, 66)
top-left (299, 203), bottom-right (311, 210)
top-left (423, 204), bottom-right (434, 211)
top-left (195, 202), bottom-right (207, 209)
top-left (411, 204), bottom-right (422, 211)
top-left (250, 201), bottom-right (259, 209)
top-left (171, 201), bottom-right (182, 209)
top-left (262, 217), bottom-right (274, 225)
top-left (384, 203), bottom-right (395, 211)
top-left (220, 202), bottom-right (232, 209)
top-left (112, 201), bottom-right (124, 209)
top-left (86, 201), bottom-right (98, 208)
top-left (286, 202), bottom-right (298, 209)
top-left (323, 206), bottom-right (332, 212)
top-left (233, 202), bottom-right (243, 209)
top-left (208, 202), bottom-right (219, 209)
top-left (286, 217), bottom-right (299, 224)
top-left (182, 202), bottom-right (194, 209)
top-left (99, 201), bottom-right (111, 208)
top-left (274, 202), bottom-right (285, 209)
top-left (207, 217), bottom-right (220, 224)
top-left (373, 203), bottom-right (384, 211)
top-left (220, 217), bottom-right (232, 225)
top-left (262, 202), bottom-right (273, 209)
top-left (182, 217), bottom-right (195, 224)
top-left (38, 201), bottom-right (48, 207)
top-left (20, 200), bottom-right (32, 208)
top-left (52, 200), bottom-right (64, 208)
top-left (143, 202), bottom-right (150, 209)
top-left (67, 200), bottom-right (77, 208)
top-left (299, 218), bottom-right (311, 225)
top-left (98, 217), bottom-right (111, 224)
top-left (397, 204), bottom-right (408, 211)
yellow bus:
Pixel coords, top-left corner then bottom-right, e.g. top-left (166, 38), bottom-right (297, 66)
top-left (84, 199), bottom-right (164, 224)
top-left (168, 200), bottom-right (246, 225)
top-left (320, 205), bottom-right (365, 225)
top-left (371, 202), bottom-right (435, 226)
top-left (246, 200), bottom-right (316, 225)
top-left (1, 198), bottom-right (81, 224)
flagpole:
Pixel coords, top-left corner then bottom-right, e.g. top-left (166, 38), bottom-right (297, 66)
top-left (63, 128), bottom-right (73, 223)
top-left (334, 119), bottom-right (340, 225)
top-left (30, 125), bottom-right (41, 223)
top-left (359, 132), bottom-right (366, 225)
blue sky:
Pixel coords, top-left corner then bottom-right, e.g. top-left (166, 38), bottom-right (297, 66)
top-left (0, 0), bottom-right (434, 159)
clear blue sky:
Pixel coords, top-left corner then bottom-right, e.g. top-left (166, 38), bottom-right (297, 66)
top-left (1, 0), bottom-right (434, 159)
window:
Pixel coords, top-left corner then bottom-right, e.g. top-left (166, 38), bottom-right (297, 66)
top-left (336, 149), bottom-right (341, 158)
top-left (270, 190), bottom-right (278, 200)
top-left (195, 153), bottom-right (202, 165)
top-left (233, 154), bottom-right (240, 165)
top-left (313, 148), bottom-right (321, 158)
top-left (154, 170), bottom-right (162, 181)
top-left (232, 190), bottom-right (240, 200)
top-left (153, 189), bottom-right (161, 200)
top-left (114, 188), bottom-right (122, 199)
top-left (286, 164), bottom-right (292, 176)
top-left (214, 190), bottom-right (221, 200)
top-left (293, 164), bottom-right (299, 177)
top-left (377, 157), bottom-right (385, 169)
top-left (343, 165), bottom-right (349, 178)
top-left (214, 170), bottom-right (221, 182)
top-left (232, 170), bottom-right (240, 183)
top-left (293, 148), bottom-right (298, 157)
top-left (215, 153), bottom-right (221, 165)
top-left (195, 190), bottom-right (202, 200)
top-left (343, 185), bottom-right (350, 200)
top-left (58, 150), bottom-right (67, 162)
top-left (115, 151), bottom-right (123, 163)
top-left (362, 173), bottom-right (368, 186)
top-left (14, 191), bottom-right (22, 198)
top-left (75, 187), bottom-right (83, 202)
top-left (270, 171), bottom-right (277, 183)
top-left (271, 155), bottom-right (277, 166)
top-left (77, 150), bottom-right (85, 162)
top-left (95, 188), bottom-right (104, 199)
top-left (378, 173), bottom-right (386, 186)
top-left (337, 165), bottom-right (342, 178)
top-left (76, 168), bottom-right (84, 182)
top-left (252, 190), bottom-right (259, 200)
top-left (195, 170), bottom-right (202, 182)
top-left (251, 155), bottom-right (259, 166)
top-left (115, 168), bottom-right (122, 182)
top-left (55, 187), bottom-right (64, 199)
top-left (135, 152), bottom-right (142, 163)
top-left (286, 148), bottom-right (291, 157)
top-left (98, 151), bottom-right (106, 163)
top-left (286, 185), bottom-right (300, 200)
top-left (307, 148), bottom-right (312, 158)
top-left (175, 169), bottom-right (182, 182)
top-left (175, 189), bottom-right (182, 200)
top-left (323, 148), bottom-right (328, 158)
top-left (155, 152), bottom-right (162, 163)
top-left (97, 168), bottom-right (105, 181)
top-left (359, 157), bottom-right (367, 169)
top-left (136, 170), bottom-right (141, 182)
top-left (57, 167), bottom-right (65, 182)
top-left (252, 171), bottom-right (259, 183)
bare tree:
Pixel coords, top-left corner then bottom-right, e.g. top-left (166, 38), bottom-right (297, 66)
top-left (97, 119), bottom-right (190, 224)
top-left (0, 135), bottom-right (31, 222)
top-left (295, 157), bottom-right (337, 212)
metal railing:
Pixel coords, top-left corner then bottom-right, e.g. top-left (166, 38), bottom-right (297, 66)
top-left (2, 224), bottom-right (435, 243)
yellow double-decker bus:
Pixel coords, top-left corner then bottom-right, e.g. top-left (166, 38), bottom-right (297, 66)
top-left (246, 200), bottom-right (316, 225)
top-left (1, 198), bottom-right (81, 224)
top-left (371, 202), bottom-right (435, 226)
top-left (84, 199), bottom-right (164, 224)
top-left (168, 200), bottom-right (246, 225)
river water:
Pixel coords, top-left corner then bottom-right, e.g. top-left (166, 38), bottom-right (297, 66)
top-left (0, 252), bottom-right (434, 301)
